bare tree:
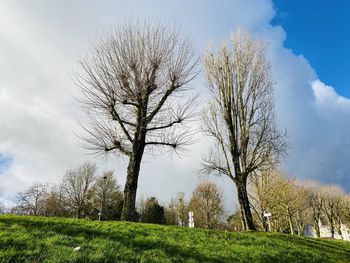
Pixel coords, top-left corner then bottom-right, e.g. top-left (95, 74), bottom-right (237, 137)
top-left (274, 175), bottom-right (305, 235)
top-left (15, 182), bottom-right (48, 216)
top-left (75, 21), bottom-right (198, 221)
top-left (189, 181), bottom-right (224, 229)
top-left (202, 31), bottom-right (287, 230)
top-left (304, 181), bottom-right (325, 237)
top-left (60, 162), bottom-right (97, 218)
top-left (321, 185), bottom-right (344, 238)
top-left (340, 195), bottom-right (350, 232)
top-left (42, 186), bottom-right (67, 217)
top-left (249, 169), bottom-right (307, 234)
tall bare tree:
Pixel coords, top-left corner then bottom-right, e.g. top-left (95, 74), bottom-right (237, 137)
top-left (202, 31), bottom-right (286, 230)
top-left (75, 21), bottom-right (198, 221)
top-left (60, 162), bottom-right (97, 218)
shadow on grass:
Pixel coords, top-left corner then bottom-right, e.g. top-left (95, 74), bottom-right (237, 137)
top-left (270, 234), bottom-right (350, 260)
top-left (0, 216), bottom-right (222, 262)
top-left (1, 216), bottom-right (350, 263)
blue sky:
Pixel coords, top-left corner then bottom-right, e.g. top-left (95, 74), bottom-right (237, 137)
top-left (0, 0), bottom-right (350, 210)
top-left (0, 154), bottom-right (11, 174)
top-left (272, 0), bottom-right (350, 97)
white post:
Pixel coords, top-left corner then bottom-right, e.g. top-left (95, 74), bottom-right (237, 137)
top-left (263, 212), bottom-right (272, 232)
top-left (188, 211), bottom-right (194, 228)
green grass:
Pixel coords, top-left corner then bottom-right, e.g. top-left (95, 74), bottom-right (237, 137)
top-left (0, 215), bottom-right (349, 262)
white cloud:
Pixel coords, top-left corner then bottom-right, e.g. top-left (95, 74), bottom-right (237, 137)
top-left (312, 79), bottom-right (350, 112)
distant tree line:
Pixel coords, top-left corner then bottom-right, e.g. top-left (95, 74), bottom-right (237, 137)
top-left (7, 162), bottom-right (350, 236)
top-left (13, 162), bottom-right (123, 220)
top-left (9, 162), bottom-right (224, 228)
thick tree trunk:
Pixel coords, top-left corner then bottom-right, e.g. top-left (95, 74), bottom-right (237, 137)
top-left (236, 180), bottom-right (256, 231)
top-left (330, 221), bottom-right (335, 238)
top-left (314, 224), bottom-right (320, 237)
top-left (121, 142), bottom-right (145, 221)
top-left (240, 206), bottom-right (247, 230)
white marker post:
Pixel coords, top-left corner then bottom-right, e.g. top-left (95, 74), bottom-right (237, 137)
top-left (188, 211), bottom-right (194, 228)
top-left (263, 212), bottom-right (272, 232)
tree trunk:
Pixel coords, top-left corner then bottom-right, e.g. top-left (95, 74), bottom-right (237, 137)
top-left (236, 180), bottom-right (256, 231)
top-left (121, 142), bottom-right (145, 221)
top-left (336, 220), bottom-right (342, 237)
top-left (330, 221), bottom-right (335, 238)
top-left (77, 208), bottom-right (82, 219)
top-left (240, 206), bottom-right (247, 230)
top-left (313, 215), bottom-right (321, 237)
top-left (288, 215), bottom-right (294, 235)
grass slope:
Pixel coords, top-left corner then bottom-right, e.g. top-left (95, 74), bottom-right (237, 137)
top-left (0, 215), bottom-right (349, 262)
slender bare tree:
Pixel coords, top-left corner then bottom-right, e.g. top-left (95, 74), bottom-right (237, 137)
top-left (75, 21), bottom-right (198, 221)
top-left (202, 31), bottom-right (287, 230)
top-left (60, 162), bottom-right (97, 218)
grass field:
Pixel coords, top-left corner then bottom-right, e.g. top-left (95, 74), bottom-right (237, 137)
top-left (0, 215), bottom-right (349, 262)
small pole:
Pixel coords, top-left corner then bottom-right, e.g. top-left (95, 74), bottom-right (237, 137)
top-left (99, 175), bottom-right (108, 221)
top-left (189, 211), bottom-right (194, 228)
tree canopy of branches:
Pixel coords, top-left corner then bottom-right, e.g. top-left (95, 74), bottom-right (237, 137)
top-left (60, 162), bottom-right (97, 218)
top-left (203, 31), bottom-right (287, 230)
top-left (76, 21), bottom-right (198, 221)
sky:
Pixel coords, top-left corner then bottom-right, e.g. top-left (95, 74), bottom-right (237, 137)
top-left (272, 0), bottom-right (350, 97)
top-left (0, 0), bottom-right (349, 213)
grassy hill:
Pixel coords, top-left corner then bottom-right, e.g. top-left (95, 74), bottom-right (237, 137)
top-left (0, 215), bottom-right (349, 262)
